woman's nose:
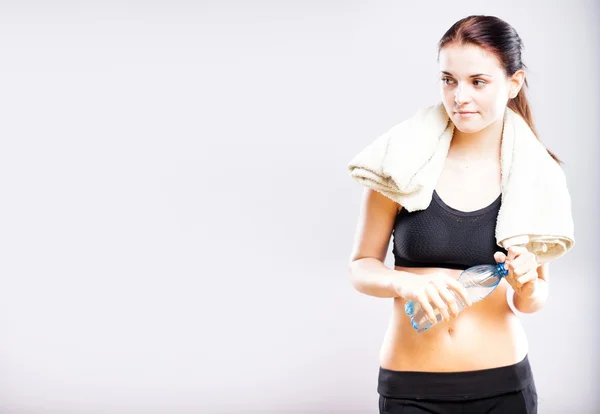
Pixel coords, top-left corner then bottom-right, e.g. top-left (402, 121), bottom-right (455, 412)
top-left (454, 85), bottom-right (471, 105)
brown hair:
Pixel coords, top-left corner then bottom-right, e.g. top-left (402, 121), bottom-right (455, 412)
top-left (437, 15), bottom-right (561, 164)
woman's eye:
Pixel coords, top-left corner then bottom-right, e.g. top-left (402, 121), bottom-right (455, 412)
top-left (441, 78), bottom-right (486, 87)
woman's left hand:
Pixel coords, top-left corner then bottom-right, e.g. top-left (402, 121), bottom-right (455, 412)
top-left (494, 246), bottom-right (539, 298)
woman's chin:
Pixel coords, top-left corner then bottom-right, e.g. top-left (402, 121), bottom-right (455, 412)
top-left (452, 123), bottom-right (482, 134)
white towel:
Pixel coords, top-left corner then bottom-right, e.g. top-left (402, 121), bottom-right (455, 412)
top-left (347, 102), bottom-right (575, 264)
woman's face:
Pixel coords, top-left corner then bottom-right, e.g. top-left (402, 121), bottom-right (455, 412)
top-left (438, 43), bottom-right (522, 134)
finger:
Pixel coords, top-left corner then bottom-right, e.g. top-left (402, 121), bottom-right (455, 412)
top-left (507, 245), bottom-right (526, 261)
top-left (445, 277), bottom-right (472, 307)
top-left (513, 264), bottom-right (532, 278)
top-left (436, 284), bottom-right (461, 317)
top-left (425, 284), bottom-right (450, 321)
top-left (517, 253), bottom-right (538, 270)
top-left (513, 254), bottom-right (537, 276)
top-left (494, 251), bottom-right (507, 263)
top-left (505, 260), bottom-right (518, 278)
top-left (509, 255), bottom-right (526, 270)
top-left (511, 250), bottom-right (536, 268)
top-left (505, 272), bottom-right (518, 285)
top-left (417, 292), bottom-right (437, 324)
top-left (517, 270), bottom-right (538, 285)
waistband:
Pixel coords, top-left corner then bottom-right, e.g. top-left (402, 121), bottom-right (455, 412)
top-left (378, 354), bottom-right (534, 401)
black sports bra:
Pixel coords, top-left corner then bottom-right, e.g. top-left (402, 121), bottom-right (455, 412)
top-left (392, 190), bottom-right (508, 270)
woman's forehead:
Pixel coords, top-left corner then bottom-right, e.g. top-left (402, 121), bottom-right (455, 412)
top-left (439, 44), bottom-right (503, 76)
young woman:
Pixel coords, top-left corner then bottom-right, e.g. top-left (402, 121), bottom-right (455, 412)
top-left (348, 16), bottom-right (556, 414)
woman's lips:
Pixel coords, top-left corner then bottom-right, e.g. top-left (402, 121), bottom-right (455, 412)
top-left (455, 112), bottom-right (477, 118)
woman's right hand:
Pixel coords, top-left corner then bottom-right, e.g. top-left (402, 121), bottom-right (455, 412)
top-left (396, 273), bottom-right (472, 324)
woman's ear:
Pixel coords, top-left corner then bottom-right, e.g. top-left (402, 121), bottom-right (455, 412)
top-left (509, 69), bottom-right (526, 98)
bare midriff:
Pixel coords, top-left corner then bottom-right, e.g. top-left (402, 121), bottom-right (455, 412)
top-left (379, 265), bottom-right (528, 372)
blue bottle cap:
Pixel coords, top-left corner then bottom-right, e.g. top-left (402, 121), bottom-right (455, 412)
top-left (405, 301), bottom-right (414, 316)
top-left (496, 262), bottom-right (508, 277)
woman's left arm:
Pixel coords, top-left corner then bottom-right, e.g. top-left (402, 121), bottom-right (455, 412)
top-left (494, 246), bottom-right (550, 314)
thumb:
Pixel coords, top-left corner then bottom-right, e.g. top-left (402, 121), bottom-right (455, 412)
top-left (494, 251), bottom-right (507, 263)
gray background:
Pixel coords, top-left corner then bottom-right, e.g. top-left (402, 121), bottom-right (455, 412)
top-left (0, 1), bottom-right (597, 413)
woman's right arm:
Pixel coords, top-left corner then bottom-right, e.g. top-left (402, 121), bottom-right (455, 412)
top-left (347, 188), bottom-right (471, 322)
top-left (347, 187), bottom-right (413, 298)
top-left (348, 257), bottom-right (417, 298)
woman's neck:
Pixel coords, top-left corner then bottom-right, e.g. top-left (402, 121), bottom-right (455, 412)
top-left (448, 117), bottom-right (504, 161)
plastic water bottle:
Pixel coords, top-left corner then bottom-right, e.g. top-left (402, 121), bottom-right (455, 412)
top-left (404, 263), bottom-right (508, 333)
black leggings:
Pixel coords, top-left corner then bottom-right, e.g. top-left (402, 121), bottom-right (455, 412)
top-left (378, 355), bottom-right (537, 414)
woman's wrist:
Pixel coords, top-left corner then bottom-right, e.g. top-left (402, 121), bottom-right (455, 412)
top-left (349, 258), bottom-right (415, 298)
top-left (512, 278), bottom-right (549, 313)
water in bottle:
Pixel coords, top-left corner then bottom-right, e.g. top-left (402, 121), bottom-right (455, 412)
top-left (404, 262), bottom-right (508, 333)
